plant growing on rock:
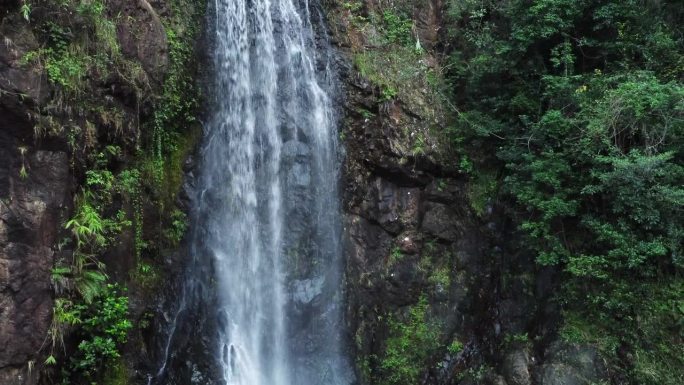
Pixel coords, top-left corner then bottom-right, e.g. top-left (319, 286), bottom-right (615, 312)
top-left (379, 296), bottom-right (442, 385)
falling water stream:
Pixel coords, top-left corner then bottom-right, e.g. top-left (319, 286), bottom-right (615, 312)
top-left (153, 0), bottom-right (350, 384)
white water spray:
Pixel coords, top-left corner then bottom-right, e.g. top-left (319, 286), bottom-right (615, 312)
top-left (187, 0), bottom-right (351, 384)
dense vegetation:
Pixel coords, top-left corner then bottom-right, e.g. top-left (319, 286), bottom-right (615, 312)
top-left (445, 0), bottom-right (683, 383)
top-left (337, 0), bottom-right (682, 384)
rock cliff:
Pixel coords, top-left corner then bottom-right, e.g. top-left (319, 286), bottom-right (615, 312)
top-left (0, 1), bottom-right (206, 383)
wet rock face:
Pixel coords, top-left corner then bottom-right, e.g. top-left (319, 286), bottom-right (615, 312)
top-left (503, 348), bottom-right (532, 385)
top-left (0, 11), bottom-right (70, 384)
top-left (333, 15), bottom-right (485, 379)
top-left (0, 1), bottom-right (178, 383)
top-left (0, 17), bottom-right (46, 109)
top-left (539, 343), bottom-right (608, 385)
top-left (113, 0), bottom-right (169, 84)
top-left (0, 141), bottom-right (70, 384)
top-left (413, 0), bottom-right (443, 49)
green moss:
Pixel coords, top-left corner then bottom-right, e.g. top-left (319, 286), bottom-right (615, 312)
top-left (379, 296), bottom-right (442, 385)
top-left (388, 246), bottom-right (405, 265)
top-left (102, 357), bottom-right (129, 385)
top-left (165, 126), bottom-right (202, 206)
top-left (467, 169), bottom-right (498, 216)
top-left (353, 47), bottom-right (435, 107)
top-left (427, 265), bottom-right (450, 288)
top-left (447, 339), bottom-right (464, 355)
top-left (418, 243), bottom-right (452, 290)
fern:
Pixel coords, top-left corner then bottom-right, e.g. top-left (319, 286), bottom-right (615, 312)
top-left (20, 2), bottom-right (31, 22)
top-left (74, 270), bottom-right (108, 304)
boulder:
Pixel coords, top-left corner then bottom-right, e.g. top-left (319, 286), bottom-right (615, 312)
top-left (503, 348), bottom-right (531, 385)
top-left (539, 342), bottom-right (608, 385)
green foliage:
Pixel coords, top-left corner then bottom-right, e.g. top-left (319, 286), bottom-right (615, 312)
top-left (412, 132), bottom-right (426, 155)
top-left (416, 241), bottom-right (452, 292)
top-left (347, 4), bottom-right (449, 113)
top-left (130, 260), bottom-right (161, 289)
top-left (21, 1), bottom-right (31, 22)
top-left (44, 49), bottom-right (88, 91)
top-left (456, 364), bottom-right (490, 383)
top-left (447, 339), bottom-right (464, 355)
top-left (164, 209), bottom-right (187, 246)
top-left (101, 358), bottom-right (129, 385)
top-left (353, 46), bottom-right (442, 109)
top-left (388, 246), bottom-right (404, 265)
top-left (357, 108), bottom-right (375, 119)
top-left (19, 0), bottom-right (139, 105)
top-left (24, 3), bottom-right (110, 92)
top-left (66, 199), bottom-right (107, 249)
top-left (426, 265), bottom-right (450, 289)
top-left (379, 296), bottom-right (441, 385)
top-left (342, 1), bottom-right (363, 13)
top-left (151, 0), bottom-right (205, 162)
top-left (48, 297), bottom-right (83, 353)
top-left (50, 156), bottom-right (139, 380)
top-left (444, 0), bottom-right (684, 382)
top-left (467, 169), bottom-right (497, 216)
top-left (381, 11), bottom-right (413, 46)
top-left (503, 333), bottom-right (531, 349)
top-left (60, 285), bottom-right (132, 382)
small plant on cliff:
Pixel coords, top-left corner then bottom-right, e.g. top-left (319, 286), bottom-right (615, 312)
top-left (380, 296), bottom-right (441, 385)
top-left (17, 146), bottom-right (29, 179)
top-left (20, 1), bottom-right (31, 21)
top-left (447, 339), bottom-right (464, 355)
top-left (380, 84), bottom-right (397, 101)
top-left (388, 246), bottom-right (404, 265)
top-left (382, 11), bottom-right (413, 46)
top-left (164, 208), bottom-right (187, 246)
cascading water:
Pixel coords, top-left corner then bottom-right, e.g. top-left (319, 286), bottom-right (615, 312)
top-left (154, 0), bottom-right (351, 384)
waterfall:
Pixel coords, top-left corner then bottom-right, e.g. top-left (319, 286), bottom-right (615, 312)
top-left (155, 0), bottom-right (351, 384)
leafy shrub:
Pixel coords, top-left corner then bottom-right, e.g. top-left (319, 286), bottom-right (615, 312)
top-left (382, 11), bottom-right (413, 46)
top-left (444, 0), bottom-right (683, 382)
top-left (61, 284), bottom-right (132, 382)
top-left (380, 296), bottom-right (441, 385)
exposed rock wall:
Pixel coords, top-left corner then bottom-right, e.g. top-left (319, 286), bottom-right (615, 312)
top-left (1, 9), bottom-right (70, 384)
top-left (0, 144), bottom-right (70, 385)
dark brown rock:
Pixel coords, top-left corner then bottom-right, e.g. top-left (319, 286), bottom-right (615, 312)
top-left (421, 202), bottom-right (462, 242)
top-left (113, 0), bottom-right (169, 84)
top-left (504, 348), bottom-right (531, 385)
top-left (413, 0), bottom-right (442, 49)
top-left (539, 342), bottom-right (609, 385)
top-left (0, 14), bottom-right (48, 138)
top-left (0, 148), bottom-right (69, 385)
